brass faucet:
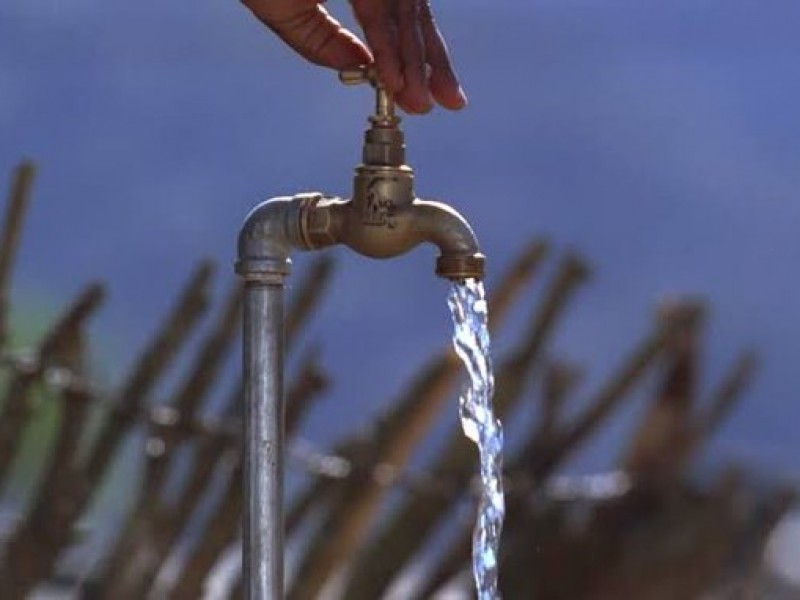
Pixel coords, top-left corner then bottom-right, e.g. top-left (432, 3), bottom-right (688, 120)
top-left (294, 66), bottom-right (485, 281)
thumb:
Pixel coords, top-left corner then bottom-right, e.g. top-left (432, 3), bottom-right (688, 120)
top-left (245, 1), bottom-right (373, 69)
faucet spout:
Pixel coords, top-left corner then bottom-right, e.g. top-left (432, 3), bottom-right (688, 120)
top-left (295, 193), bottom-right (485, 281)
top-left (414, 199), bottom-right (486, 281)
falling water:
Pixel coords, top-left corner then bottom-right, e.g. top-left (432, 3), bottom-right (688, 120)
top-left (448, 279), bottom-right (505, 599)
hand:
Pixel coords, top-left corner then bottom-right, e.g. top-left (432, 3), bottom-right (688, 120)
top-left (240, 0), bottom-right (467, 114)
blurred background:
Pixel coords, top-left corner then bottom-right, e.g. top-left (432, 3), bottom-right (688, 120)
top-left (1, 0), bottom-right (799, 597)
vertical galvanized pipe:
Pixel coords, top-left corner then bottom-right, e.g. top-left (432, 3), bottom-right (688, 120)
top-left (242, 281), bottom-right (285, 599)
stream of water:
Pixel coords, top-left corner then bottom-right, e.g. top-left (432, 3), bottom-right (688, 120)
top-left (448, 279), bottom-right (505, 599)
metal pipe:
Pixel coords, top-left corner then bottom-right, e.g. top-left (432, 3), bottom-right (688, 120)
top-left (237, 197), bottom-right (302, 600)
top-left (242, 282), bottom-right (285, 599)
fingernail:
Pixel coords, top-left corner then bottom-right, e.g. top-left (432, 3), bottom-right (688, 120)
top-left (419, 92), bottom-right (434, 113)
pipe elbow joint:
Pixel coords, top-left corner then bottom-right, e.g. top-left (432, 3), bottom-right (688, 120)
top-left (236, 196), bottom-right (305, 283)
top-left (414, 200), bottom-right (485, 281)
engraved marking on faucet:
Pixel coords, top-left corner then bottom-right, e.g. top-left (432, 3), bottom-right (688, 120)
top-left (363, 178), bottom-right (397, 229)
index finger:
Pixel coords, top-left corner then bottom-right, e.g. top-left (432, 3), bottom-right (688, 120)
top-left (243, 0), bottom-right (373, 69)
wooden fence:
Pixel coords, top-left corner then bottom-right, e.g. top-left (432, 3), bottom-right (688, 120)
top-left (0, 162), bottom-right (793, 599)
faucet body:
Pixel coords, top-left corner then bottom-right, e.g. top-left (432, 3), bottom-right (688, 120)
top-left (297, 190), bottom-right (484, 280)
top-left (236, 67), bottom-right (484, 599)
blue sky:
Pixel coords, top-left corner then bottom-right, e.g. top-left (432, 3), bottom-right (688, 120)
top-left (1, 0), bottom-right (799, 480)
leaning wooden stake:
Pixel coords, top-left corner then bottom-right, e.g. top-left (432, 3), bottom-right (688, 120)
top-left (0, 161), bottom-right (35, 347)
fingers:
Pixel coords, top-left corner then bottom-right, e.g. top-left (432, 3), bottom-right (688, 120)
top-left (420, 1), bottom-right (466, 110)
top-left (244, 0), bottom-right (372, 69)
top-left (243, 0), bottom-right (466, 114)
top-left (352, 0), bottom-right (465, 114)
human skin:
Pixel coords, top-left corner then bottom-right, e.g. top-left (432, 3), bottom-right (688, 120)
top-left (240, 0), bottom-right (467, 114)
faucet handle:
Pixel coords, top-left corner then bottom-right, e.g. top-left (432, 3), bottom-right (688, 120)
top-left (339, 66), bottom-right (379, 87)
top-left (339, 66), bottom-right (396, 125)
